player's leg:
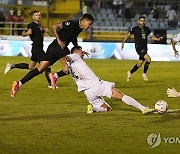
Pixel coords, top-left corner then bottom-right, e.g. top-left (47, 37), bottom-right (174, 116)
top-left (10, 61), bottom-right (50, 97)
top-left (28, 61), bottom-right (37, 70)
top-left (87, 98), bottom-right (112, 113)
top-left (111, 88), bottom-right (154, 113)
top-left (49, 57), bottom-right (70, 90)
top-left (84, 88), bottom-right (112, 113)
top-left (127, 60), bottom-right (144, 81)
top-left (4, 63), bottom-right (29, 74)
top-left (44, 67), bottom-right (53, 88)
top-left (142, 54), bottom-right (151, 81)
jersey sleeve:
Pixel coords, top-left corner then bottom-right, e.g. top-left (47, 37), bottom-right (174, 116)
top-left (25, 24), bottom-right (31, 32)
top-left (147, 27), bottom-right (153, 37)
top-left (129, 27), bottom-right (134, 35)
top-left (172, 33), bottom-right (180, 42)
top-left (147, 27), bottom-right (151, 35)
top-left (68, 53), bottom-right (80, 61)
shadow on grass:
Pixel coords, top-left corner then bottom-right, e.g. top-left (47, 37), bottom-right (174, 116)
top-left (0, 112), bottom-right (83, 121)
top-left (151, 109), bottom-right (180, 123)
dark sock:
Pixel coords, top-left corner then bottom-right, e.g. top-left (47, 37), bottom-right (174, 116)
top-left (20, 68), bottom-right (40, 85)
top-left (11, 63), bottom-right (29, 69)
top-left (57, 70), bottom-right (69, 78)
top-left (45, 67), bottom-right (51, 85)
top-left (130, 64), bottom-right (139, 74)
top-left (143, 61), bottom-right (151, 74)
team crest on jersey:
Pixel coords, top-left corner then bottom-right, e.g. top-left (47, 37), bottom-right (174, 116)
top-left (65, 21), bottom-right (70, 26)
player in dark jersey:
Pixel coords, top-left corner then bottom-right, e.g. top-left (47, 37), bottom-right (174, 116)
top-left (121, 16), bottom-right (163, 81)
top-left (10, 13), bottom-right (94, 97)
top-left (5, 10), bottom-right (52, 87)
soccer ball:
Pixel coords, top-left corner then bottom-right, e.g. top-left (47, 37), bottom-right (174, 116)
top-left (155, 100), bottom-right (168, 114)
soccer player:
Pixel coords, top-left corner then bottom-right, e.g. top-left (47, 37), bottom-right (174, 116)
top-left (171, 32), bottom-right (180, 57)
top-left (65, 46), bottom-right (155, 114)
top-left (10, 13), bottom-right (94, 97)
top-left (167, 88), bottom-right (180, 98)
top-left (121, 16), bottom-right (163, 81)
top-left (5, 10), bottom-right (52, 88)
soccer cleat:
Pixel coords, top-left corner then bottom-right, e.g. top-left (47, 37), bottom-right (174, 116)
top-left (49, 73), bottom-right (58, 90)
top-left (4, 63), bottom-right (12, 75)
top-left (126, 71), bottom-right (131, 82)
top-left (142, 73), bottom-right (148, 81)
top-left (87, 104), bottom-right (93, 114)
top-left (10, 81), bottom-right (20, 98)
top-left (48, 85), bottom-right (59, 89)
top-left (142, 108), bottom-right (155, 114)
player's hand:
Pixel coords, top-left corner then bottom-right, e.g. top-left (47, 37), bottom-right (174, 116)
top-left (83, 51), bottom-right (90, 57)
top-left (121, 43), bottom-right (124, 50)
top-left (166, 88), bottom-right (179, 97)
top-left (44, 28), bottom-right (49, 33)
top-left (27, 29), bottom-right (32, 35)
top-left (58, 40), bottom-right (65, 49)
top-left (174, 50), bottom-right (179, 58)
top-left (63, 64), bottom-right (69, 74)
top-left (159, 36), bottom-right (163, 41)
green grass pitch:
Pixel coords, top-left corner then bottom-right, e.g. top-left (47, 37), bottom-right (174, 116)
top-left (0, 56), bottom-right (180, 153)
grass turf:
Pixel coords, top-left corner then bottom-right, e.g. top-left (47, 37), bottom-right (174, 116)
top-left (0, 56), bottom-right (180, 153)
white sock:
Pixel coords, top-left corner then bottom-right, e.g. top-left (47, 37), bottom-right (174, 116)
top-left (122, 95), bottom-right (146, 111)
top-left (19, 81), bottom-right (22, 87)
top-left (54, 73), bottom-right (58, 78)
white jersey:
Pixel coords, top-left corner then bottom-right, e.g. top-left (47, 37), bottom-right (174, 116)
top-left (68, 53), bottom-right (100, 92)
top-left (172, 32), bottom-right (180, 42)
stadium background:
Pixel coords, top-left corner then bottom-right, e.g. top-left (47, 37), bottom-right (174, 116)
top-left (0, 0), bottom-right (180, 61)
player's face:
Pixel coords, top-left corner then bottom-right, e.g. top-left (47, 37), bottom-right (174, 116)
top-left (80, 19), bottom-right (93, 30)
top-left (138, 18), bottom-right (145, 27)
top-left (32, 12), bottom-right (41, 22)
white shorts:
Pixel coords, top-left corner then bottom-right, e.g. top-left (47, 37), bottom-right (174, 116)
top-left (84, 80), bottom-right (115, 112)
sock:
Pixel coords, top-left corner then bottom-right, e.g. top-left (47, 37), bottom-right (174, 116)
top-left (143, 61), bottom-right (150, 74)
top-left (20, 68), bottom-right (40, 85)
top-left (57, 70), bottom-right (69, 78)
top-left (122, 95), bottom-right (146, 111)
top-left (130, 64), bottom-right (139, 74)
top-left (11, 63), bottom-right (29, 69)
top-left (44, 67), bottom-right (51, 85)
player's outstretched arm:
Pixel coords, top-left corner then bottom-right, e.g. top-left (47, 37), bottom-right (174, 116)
top-left (52, 23), bottom-right (65, 49)
top-left (171, 40), bottom-right (179, 57)
top-left (150, 35), bottom-right (163, 41)
top-left (22, 29), bottom-right (32, 37)
top-left (121, 32), bottom-right (131, 49)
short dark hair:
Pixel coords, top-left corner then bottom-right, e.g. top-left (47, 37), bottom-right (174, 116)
top-left (71, 46), bottom-right (82, 53)
top-left (81, 13), bottom-right (94, 22)
top-left (32, 10), bottom-right (40, 15)
top-left (139, 16), bottom-right (145, 20)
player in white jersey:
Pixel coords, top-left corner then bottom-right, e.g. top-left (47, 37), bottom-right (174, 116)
top-left (50, 46), bottom-right (155, 114)
top-left (172, 32), bottom-right (180, 57)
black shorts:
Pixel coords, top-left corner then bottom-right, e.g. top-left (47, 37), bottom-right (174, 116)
top-left (43, 40), bottom-right (70, 66)
top-left (136, 49), bottom-right (147, 61)
top-left (31, 46), bottom-right (46, 62)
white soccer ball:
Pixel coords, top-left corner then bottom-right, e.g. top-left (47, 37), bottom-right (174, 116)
top-left (155, 100), bottom-right (168, 114)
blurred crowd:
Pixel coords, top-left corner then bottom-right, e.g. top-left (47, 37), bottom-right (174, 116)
top-left (0, 9), bottom-right (24, 35)
top-left (84, 0), bottom-right (180, 29)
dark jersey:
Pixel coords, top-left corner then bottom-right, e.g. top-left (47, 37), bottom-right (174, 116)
top-left (130, 26), bottom-right (151, 51)
top-left (26, 22), bottom-right (45, 47)
top-left (58, 20), bottom-right (83, 46)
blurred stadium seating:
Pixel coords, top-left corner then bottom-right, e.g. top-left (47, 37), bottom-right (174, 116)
top-left (0, 0), bottom-right (179, 42)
